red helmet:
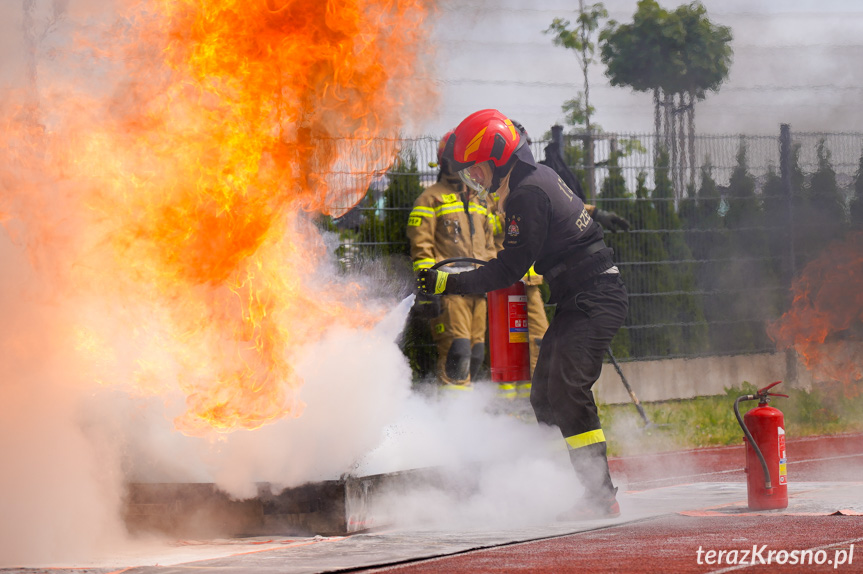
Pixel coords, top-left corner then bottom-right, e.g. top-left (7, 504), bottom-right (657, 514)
top-left (437, 130), bottom-right (454, 165)
top-left (443, 109), bottom-right (523, 172)
top-left (428, 130), bottom-right (454, 169)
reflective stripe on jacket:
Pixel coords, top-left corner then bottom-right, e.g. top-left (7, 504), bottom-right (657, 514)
top-left (407, 180), bottom-right (497, 272)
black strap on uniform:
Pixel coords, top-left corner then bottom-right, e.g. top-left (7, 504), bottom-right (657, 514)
top-left (544, 239), bottom-right (608, 282)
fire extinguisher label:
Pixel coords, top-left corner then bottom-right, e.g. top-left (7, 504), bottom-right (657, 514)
top-left (778, 427), bottom-right (787, 485)
top-left (507, 295), bottom-right (528, 343)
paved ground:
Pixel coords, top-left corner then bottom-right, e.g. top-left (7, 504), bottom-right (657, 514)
top-left (4, 433), bottom-right (862, 574)
top-left (358, 433), bottom-right (863, 574)
top-left (356, 515), bottom-right (863, 574)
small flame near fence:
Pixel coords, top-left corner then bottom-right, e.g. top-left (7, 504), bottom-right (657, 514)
top-left (768, 231), bottom-right (863, 395)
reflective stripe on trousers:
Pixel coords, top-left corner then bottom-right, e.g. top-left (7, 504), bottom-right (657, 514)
top-left (565, 428), bottom-right (606, 450)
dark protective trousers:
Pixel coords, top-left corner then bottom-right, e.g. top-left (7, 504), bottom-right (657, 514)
top-left (431, 293), bottom-right (487, 386)
top-left (530, 273), bottom-right (629, 498)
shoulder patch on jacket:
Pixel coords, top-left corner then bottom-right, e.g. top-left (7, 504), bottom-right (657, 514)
top-left (507, 216), bottom-right (520, 237)
top-left (504, 214), bottom-right (525, 247)
top-left (441, 193), bottom-right (459, 204)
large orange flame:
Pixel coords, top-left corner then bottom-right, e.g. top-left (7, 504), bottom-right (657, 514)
top-left (768, 231), bottom-right (863, 394)
top-left (0, 0), bottom-right (437, 435)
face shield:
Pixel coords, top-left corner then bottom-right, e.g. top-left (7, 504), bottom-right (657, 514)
top-left (458, 161), bottom-right (493, 199)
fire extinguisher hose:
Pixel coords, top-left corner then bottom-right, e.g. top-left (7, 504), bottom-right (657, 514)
top-left (430, 257), bottom-right (488, 270)
top-left (734, 395), bottom-right (772, 490)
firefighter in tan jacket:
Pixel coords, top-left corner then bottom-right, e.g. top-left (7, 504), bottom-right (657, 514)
top-left (408, 134), bottom-right (497, 390)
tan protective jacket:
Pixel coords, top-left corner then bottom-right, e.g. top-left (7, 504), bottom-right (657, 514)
top-left (407, 179), bottom-right (497, 272)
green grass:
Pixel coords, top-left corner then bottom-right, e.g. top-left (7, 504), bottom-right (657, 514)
top-left (600, 381), bottom-right (863, 457)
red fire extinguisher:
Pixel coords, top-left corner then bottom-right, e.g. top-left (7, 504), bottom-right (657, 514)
top-left (486, 281), bottom-right (531, 383)
top-left (734, 381), bottom-right (789, 510)
top-left (429, 258), bottom-right (530, 384)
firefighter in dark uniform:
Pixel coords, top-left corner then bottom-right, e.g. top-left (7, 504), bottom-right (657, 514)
top-left (417, 109), bottom-right (628, 520)
top-left (488, 120), bottom-right (630, 401)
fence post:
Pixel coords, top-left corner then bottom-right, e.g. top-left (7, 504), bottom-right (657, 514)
top-left (779, 123), bottom-right (798, 385)
top-left (586, 130), bottom-right (596, 202)
top-left (551, 124), bottom-right (564, 159)
top-left (569, 129), bottom-right (596, 202)
top-left (779, 124), bottom-right (796, 281)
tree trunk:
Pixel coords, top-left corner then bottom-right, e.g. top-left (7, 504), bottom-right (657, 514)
top-left (688, 91), bottom-right (696, 191)
top-left (663, 90), bottom-right (671, 153)
top-left (580, 0), bottom-right (595, 201)
top-left (678, 92), bottom-right (686, 201)
top-left (654, 88), bottom-right (661, 162)
top-left (581, 0), bottom-right (590, 135)
top-left (668, 91), bottom-right (678, 201)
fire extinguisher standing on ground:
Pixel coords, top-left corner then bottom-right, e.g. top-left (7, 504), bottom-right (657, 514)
top-left (486, 281), bottom-right (530, 384)
top-left (734, 381), bottom-right (789, 510)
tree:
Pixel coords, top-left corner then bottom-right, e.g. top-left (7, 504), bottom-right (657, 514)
top-left (668, 2), bottom-right (733, 190)
top-left (680, 159), bottom-right (729, 353)
top-left (800, 139), bottom-right (847, 263)
top-left (681, 158), bottom-right (724, 268)
top-left (546, 1), bottom-right (608, 199)
top-left (719, 139), bottom-right (779, 353)
top-left (599, 148), bottom-right (706, 359)
top-left (651, 148), bottom-right (707, 355)
top-left (546, 1), bottom-right (608, 136)
top-left (761, 165), bottom-right (792, 294)
top-left (600, 0), bottom-right (732, 196)
top-left (595, 150), bottom-right (633, 358)
top-left (600, 0), bottom-right (676, 147)
top-left (606, 169), bottom-right (675, 358)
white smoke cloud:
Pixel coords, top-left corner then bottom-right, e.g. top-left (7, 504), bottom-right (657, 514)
top-left (354, 388), bottom-right (580, 530)
top-left (0, 230), bottom-right (128, 566)
top-left (86, 294), bottom-right (418, 499)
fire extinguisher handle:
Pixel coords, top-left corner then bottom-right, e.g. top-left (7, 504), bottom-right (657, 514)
top-left (767, 393), bottom-right (789, 398)
top-left (757, 381), bottom-right (783, 394)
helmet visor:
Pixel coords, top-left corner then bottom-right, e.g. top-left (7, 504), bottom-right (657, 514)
top-left (458, 162), bottom-right (492, 198)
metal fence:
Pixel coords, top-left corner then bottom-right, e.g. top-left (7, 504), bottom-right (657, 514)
top-left (326, 126), bottom-right (863, 376)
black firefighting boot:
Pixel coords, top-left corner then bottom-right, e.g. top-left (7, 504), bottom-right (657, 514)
top-left (557, 441), bottom-right (620, 521)
top-left (469, 343), bottom-right (485, 382)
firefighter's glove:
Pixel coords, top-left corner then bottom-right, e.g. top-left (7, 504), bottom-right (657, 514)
top-left (593, 209), bottom-right (631, 232)
top-left (414, 292), bottom-right (442, 318)
top-left (417, 268), bottom-right (450, 295)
